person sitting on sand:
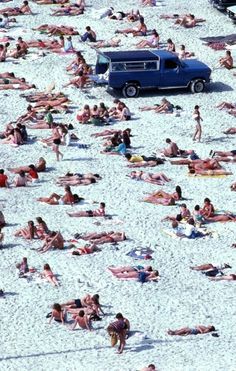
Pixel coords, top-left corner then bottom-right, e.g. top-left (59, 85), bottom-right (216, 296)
top-left (143, 186), bottom-right (182, 205)
top-left (111, 270), bottom-right (159, 282)
top-left (219, 50), bottom-right (233, 70)
top-left (107, 313), bottom-right (130, 354)
top-left (63, 70), bottom-right (88, 89)
top-left (171, 219), bottom-right (206, 239)
top-left (8, 157), bottom-right (46, 173)
top-left (178, 44), bottom-right (194, 60)
top-left (38, 231), bottom-right (64, 253)
top-left (80, 26), bottom-right (96, 42)
top-left (35, 217), bottom-right (50, 237)
top-left (16, 257), bottom-right (29, 277)
top-left (67, 202), bottom-right (106, 217)
top-left (14, 220), bottom-right (40, 240)
top-left (41, 263), bottom-right (59, 287)
top-left (48, 303), bottom-right (66, 324)
top-left (125, 154), bottom-right (164, 168)
top-left (168, 325), bottom-right (215, 336)
top-left (69, 310), bottom-right (92, 331)
top-left (136, 29), bottom-right (159, 48)
top-left (13, 170), bottom-right (28, 187)
top-left (115, 16), bottom-right (147, 37)
top-left (163, 203), bottom-right (191, 222)
top-left (161, 138), bottom-right (180, 157)
top-left (128, 170), bottom-right (170, 185)
top-left (200, 197), bottom-right (236, 222)
top-left (0, 169), bottom-right (9, 187)
top-left (37, 186), bottom-right (82, 206)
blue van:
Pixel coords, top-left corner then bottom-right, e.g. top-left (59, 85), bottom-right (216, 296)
top-left (95, 50), bottom-right (212, 98)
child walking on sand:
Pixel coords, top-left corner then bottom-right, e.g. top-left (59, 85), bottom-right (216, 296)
top-left (192, 105), bottom-right (203, 142)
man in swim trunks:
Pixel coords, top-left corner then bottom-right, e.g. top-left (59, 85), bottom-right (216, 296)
top-left (168, 325), bottom-right (215, 336)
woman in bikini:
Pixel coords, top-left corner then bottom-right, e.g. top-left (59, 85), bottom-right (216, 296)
top-left (14, 220), bottom-right (40, 240)
top-left (129, 171), bottom-right (170, 184)
top-left (168, 325), bottom-right (215, 336)
top-left (112, 270), bottom-right (159, 281)
top-left (8, 157), bottom-right (46, 173)
top-left (143, 186), bottom-right (182, 205)
top-left (48, 303), bottom-right (66, 324)
top-left (116, 16), bottom-right (147, 36)
top-left (41, 263), bottom-right (59, 287)
top-left (37, 185), bottom-right (81, 205)
top-left (80, 231), bottom-right (126, 245)
top-left (35, 217), bottom-right (50, 237)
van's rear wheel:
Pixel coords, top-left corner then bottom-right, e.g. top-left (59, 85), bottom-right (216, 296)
top-left (190, 79), bottom-right (205, 93)
top-left (122, 83), bottom-right (139, 98)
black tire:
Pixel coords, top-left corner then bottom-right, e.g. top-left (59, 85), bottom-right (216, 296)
top-left (122, 83), bottom-right (139, 98)
top-left (190, 80), bottom-right (205, 93)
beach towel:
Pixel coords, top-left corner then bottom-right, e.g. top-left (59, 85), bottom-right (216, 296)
top-left (200, 34), bottom-right (236, 43)
top-left (188, 173), bottom-right (232, 178)
top-left (127, 247), bottom-right (154, 260)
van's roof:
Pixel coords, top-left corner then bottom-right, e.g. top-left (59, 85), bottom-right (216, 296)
top-left (99, 50), bottom-right (177, 62)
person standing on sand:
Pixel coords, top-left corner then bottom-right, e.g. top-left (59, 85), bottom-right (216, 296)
top-left (192, 105), bottom-right (203, 142)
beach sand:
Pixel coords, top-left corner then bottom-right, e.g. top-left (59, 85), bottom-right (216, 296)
top-left (0, 0), bottom-right (236, 370)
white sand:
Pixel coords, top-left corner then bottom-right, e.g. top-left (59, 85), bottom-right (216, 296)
top-left (0, 1), bottom-right (236, 370)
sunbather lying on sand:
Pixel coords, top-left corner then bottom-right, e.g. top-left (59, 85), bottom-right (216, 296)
top-left (128, 171), bottom-right (170, 185)
top-left (0, 1), bottom-right (33, 16)
top-left (37, 186), bottom-right (82, 205)
top-left (125, 154), bottom-right (164, 167)
top-left (33, 24), bottom-right (78, 36)
top-left (210, 274), bottom-right (236, 281)
top-left (190, 263), bottom-right (231, 271)
top-left (41, 263), bottom-right (59, 287)
top-left (143, 186), bottom-right (182, 205)
top-left (8, 157), bottom-right (46, 173)
top-left (38, 231), bottom-right (64, 253)
top-left (111, 270), bottom-right (159, 282)
top-left (61, 293), bottom-right (104, 316)
top-left (108, 265), bottom-right (153, 274)
top-left (168, 325), bottom-right (215, 336)
top-left (51, 5), bottom-right (84, 17)
top-left (67, 202), bottom-right (106, 217)
top-left (223, 127), bottom-right (236, 135)
top-left (70, 244), bottom-right (101, 255)
top-left (93, 38), bottom-right (121, 48)
top-left (78, 231), bottom-right (126, 244)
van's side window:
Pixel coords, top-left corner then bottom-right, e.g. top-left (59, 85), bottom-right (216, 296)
top-left (125, 62), bottom-right (145, 70)
top-left (164, 60), bottom-right (178, 69)
top-left (111, 63), bottom-right (125, 71)
top-left (145, 61), bottom-right (158, 70)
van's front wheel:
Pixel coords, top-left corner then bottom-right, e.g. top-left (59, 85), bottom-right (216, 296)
top-left (122, 83), bottom-right (139, 98)
top-left (190, 79), bottom-right (205, 93)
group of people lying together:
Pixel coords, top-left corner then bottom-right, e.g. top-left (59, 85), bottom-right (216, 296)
top-left (190, 263), bottom-right (236, 282)
top-left (76, 99), bottom-right (131, 125)
top-left (16, 35), bottom-right (75, 55)
top-left (68, 231), bottom-right (126, 256)
top-left (55, 172), bottom-right (101, 186)
top-left (0, 72), bottom-right (35, 90)
top-left (108, 265), bottom-right (159, 283)
top-left (33, 24), bottom-right (79, 36)
top-left (160, 13), bottom-right (206, 28)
